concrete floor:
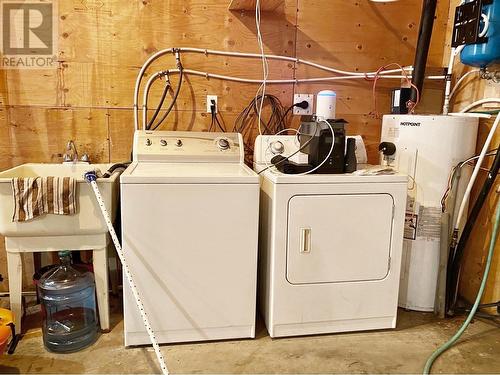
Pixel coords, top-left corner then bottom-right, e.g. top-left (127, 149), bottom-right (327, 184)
top-left (1, 298), bottom-right (500, 374)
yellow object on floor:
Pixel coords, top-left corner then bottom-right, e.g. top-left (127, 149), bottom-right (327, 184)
top-left (0, 308), bottom-right (14, 354)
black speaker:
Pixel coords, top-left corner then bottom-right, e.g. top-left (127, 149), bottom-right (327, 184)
top-left (299, 119), bottom-right (347, 174)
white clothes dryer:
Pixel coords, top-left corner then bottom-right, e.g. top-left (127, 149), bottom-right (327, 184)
top-left (253, 135), bottom-right (407, 337)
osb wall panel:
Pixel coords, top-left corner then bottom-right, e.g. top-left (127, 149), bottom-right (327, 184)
top-left (0, 0), bottom-right (449, 292)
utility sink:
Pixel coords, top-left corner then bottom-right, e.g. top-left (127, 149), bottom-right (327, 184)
top-left (0, 163), bottom-right (120, 237)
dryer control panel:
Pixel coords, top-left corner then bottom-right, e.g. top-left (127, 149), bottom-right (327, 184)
top-left (133, 130), bottom-right (244, 163)
top-left (253, 135), bottom-right (309, 167)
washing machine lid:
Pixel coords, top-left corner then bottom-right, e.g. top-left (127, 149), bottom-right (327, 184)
top-left (120, 162), bottom-right (259, 184)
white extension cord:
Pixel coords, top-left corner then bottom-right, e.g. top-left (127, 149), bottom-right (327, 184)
top-left (84, 171), bottom-right (169, 375)
top-left (255, 0), bottom-right (269, 135)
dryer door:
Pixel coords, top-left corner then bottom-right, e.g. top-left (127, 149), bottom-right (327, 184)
top-left (286, 194), bottom-right (394, 285)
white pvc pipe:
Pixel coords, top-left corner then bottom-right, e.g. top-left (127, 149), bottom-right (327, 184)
top-left (449, 69), bottom-right (480, 100)
top-left (442, 48), bottom-right (456, 115)
top-left (459, 98), bottom-right (500, 113)
top-left (455, 111), bottom-right (500, 232)
top-left (442, 45), bottom-right (466, 115)
top-left (175, 68), bottom-right (413, 83)
top-left (132, 47), bottom-right (417, 129)
top-left (139, 68), bottom-right (440, 130)
top-left (144, 69), bottom-right (442, 85)
top-left (178, 47), bottom-right (408, 76)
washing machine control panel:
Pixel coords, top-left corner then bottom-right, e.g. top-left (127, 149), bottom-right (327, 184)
top-left (133, 130), bottom-right (244, 162)
top-left (253, 135), bottom-right (309, 167)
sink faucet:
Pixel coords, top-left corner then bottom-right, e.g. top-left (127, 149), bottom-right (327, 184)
top-left (63, 140), bottom-right (79, 163)
top-left (63, 140), bottom-right (90, 163)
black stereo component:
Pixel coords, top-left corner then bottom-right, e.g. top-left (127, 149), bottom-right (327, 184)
top-left (298, 119), bottom-right (348, 174)
top-left (391, 87), bottom-right (413, 114)
top-left (345, 137), bottom-right (357, 173)
top-left (270, 155), bottom-right (312, 174)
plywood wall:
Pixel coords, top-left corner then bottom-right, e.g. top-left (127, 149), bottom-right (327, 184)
top-left (0, 0), bottom-right (450, 292)
top-left (442, 1), bottom-right (500, 307)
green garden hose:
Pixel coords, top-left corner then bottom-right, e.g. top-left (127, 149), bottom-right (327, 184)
top-left (423, 197), bottom-right (500, 374)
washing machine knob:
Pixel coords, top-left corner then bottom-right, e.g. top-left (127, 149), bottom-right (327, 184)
top-left (217, 138), bottom-right (230, 150)
top-left (176, 139), bottom-right (183, 147)
top-left (145, 138), bottom-right (152, 146)
top-left (160, 139), bottom-right (167, 146)
top-left (270, 141), bottom-right (284, 155)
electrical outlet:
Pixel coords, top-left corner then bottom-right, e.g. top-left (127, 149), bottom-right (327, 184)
top-left (207, 95), bottom-right (218, 113)
top-left (293, 94), bottom-right (314, 115)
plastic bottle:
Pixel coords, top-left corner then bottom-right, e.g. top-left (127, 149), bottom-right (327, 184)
top-left (38, 251), bottom-right (98, 352)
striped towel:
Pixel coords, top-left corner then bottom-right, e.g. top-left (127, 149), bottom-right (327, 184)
top-left (11, 177), bottom-right (77, 222)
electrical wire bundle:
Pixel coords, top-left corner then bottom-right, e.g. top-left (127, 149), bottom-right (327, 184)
top-left (233, 94), bottom-right (290, 164)
top-left (441, 149), bottom-right (498, 213)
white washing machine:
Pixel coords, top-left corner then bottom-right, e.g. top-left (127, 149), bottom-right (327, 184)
top-left (121, 130), bottom-right (259, 346)
top-left (253, 135), bottom-right (408, 338)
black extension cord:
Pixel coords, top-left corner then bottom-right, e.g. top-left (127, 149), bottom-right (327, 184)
top-left (209, 100), bottom-right (226, 132)
top-left (233, 94), bottom-right (289, 164)
top-left (279, 100), bottom-right (309, 129)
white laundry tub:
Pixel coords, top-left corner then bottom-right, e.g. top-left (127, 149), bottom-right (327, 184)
top-left (0, 163), bottom-right (119, 237)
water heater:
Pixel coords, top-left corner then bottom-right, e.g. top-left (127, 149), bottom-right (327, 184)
top-left (380, 115), bottom-right (478, 311)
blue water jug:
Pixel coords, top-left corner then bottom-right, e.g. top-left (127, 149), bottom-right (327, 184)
top-left (38, 251), bottom-right (98, 352)
top-left (461, 0), bottom-right (500, 67)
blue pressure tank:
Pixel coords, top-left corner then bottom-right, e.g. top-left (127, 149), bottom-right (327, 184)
top-left (461, 0), bottom-right (500, 67)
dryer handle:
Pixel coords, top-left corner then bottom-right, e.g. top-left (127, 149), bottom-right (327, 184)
top-left (300, 228), bottom-right (312, 253)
